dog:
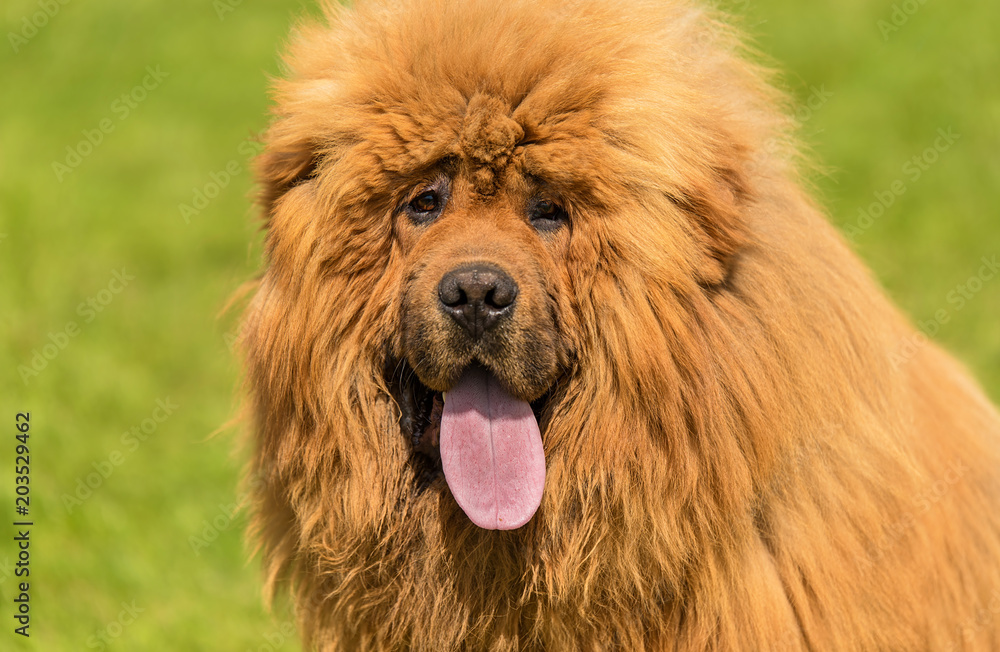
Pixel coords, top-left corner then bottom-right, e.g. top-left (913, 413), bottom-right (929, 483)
top-left (239, 0), bottom-right (1000, 649)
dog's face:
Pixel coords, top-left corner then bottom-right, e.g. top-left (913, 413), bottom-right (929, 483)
top-left (395, 99), bottom-right (573, 401)
top-left (251, 0), bottom-right (778, 532)
top-left (388, 89), bottom-right (608, 529)
top-left (391, 91), bottom-right (590, 529)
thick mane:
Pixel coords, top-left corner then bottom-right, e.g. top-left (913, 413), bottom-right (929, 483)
top-left (242, 1), bottom-right (1000, 650)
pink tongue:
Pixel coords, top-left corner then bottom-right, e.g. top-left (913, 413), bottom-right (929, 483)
top-left (439, 367), bottom-right (545, 530)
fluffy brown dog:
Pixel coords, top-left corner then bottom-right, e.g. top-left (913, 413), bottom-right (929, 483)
top-left (240, 0), bottom-right (1000, 649)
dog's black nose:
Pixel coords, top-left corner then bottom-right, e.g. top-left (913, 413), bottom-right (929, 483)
top-left (438, 264), bottom-right (518, 339)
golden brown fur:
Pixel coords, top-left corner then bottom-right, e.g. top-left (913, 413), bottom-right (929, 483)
top-left (240, 0), bottom-right (1000, 649)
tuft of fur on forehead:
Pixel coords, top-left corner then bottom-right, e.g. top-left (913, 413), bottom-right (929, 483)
top-left (241, 0), bottom-right (1000, 650)
top-left (458, 92), bottom-right (524, 195)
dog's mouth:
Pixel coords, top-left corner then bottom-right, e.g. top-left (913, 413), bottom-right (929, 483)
top-left (388, 360), bottom-right (552, 530)
top-left (391, 364), bottom-right (446, 488)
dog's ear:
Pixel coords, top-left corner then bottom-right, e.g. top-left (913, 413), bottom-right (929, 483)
top-left (255, 131), bottom-right (319, 218)
top-left (668, 154), bottom-right (750, 287)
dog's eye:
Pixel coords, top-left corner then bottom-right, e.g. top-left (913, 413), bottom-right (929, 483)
top-left (529, 199), bottom-right (567, 232)
top-left (410, 191), bottom-right (439, 214)
top-left (404, 186), bottom-right (447, 225)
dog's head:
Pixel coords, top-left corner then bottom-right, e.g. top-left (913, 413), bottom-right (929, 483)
top-left (247, 0), bottom-right (788, 532)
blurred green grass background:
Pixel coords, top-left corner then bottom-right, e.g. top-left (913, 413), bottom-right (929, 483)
top-left (0, 0), bottom-right (997, 649)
